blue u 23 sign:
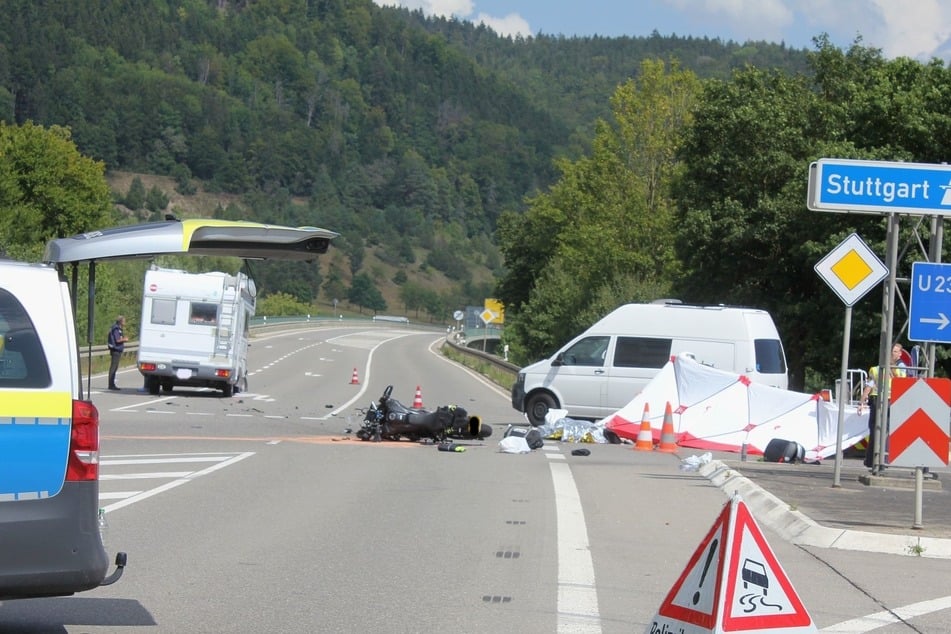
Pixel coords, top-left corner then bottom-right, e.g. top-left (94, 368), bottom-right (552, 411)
top-left (909, 262), bottom-right (951, 343)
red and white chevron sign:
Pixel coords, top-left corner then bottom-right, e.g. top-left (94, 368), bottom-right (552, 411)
top-left (889, 377), bottom-right (951, 468)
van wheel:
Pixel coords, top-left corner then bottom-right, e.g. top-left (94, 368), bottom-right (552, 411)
top-left (526, 393), bottom-right (557, 427)
top-left (146, 376), bottom-right (160, 395)
top-left (222, 383), bottom-right (234, 397)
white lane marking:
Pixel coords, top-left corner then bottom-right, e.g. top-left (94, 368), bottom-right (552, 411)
top-left (99, 491), bottom-right (142, 500)
top-left (110, 394), bottom-right (180, 412)
top-left (102, 471), bottom-right (193, 480)
top-left (100, 452), bottom-right (255, 513)
top-left (822, 595), bottom-right (951, 632)
top-left (321, 332), bottom-right (420, 419)
top-left (103, 456), bottom-right (228, 465)
top-left (549, 460), bottom-right (602, 633)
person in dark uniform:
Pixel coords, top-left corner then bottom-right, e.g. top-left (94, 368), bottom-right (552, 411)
top-left (107, 315), bottom-right (128, 390)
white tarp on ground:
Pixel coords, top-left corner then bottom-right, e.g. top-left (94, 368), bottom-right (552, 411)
top-left (600, 353), bottom-right (869, 462)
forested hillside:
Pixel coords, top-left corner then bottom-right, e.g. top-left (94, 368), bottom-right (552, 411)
top-left (0, 0), bottom-right (809, 318)
top-left (11, 1), bottom-right (945, 390)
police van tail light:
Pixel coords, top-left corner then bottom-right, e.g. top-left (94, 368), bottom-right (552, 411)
top-left (67, 399), bottom-right (100, 482)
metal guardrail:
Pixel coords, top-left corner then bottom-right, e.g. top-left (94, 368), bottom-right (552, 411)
top-left (443, 334), bottom-right (519, 383)
top-left (83, 315), bottom-right (442, 358)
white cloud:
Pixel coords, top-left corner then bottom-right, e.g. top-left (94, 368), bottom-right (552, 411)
top-left (371, 0), bottom-right (474, 18)
top-left (474, 12), bottom-right (533, 38)
top-left (870, 0), bottom-right (951, 60)
top-left (664, 0), bottom-right (794, 43)
top-left (792, 0), bottom-right (951, 60)
top-left (372, 0), bottom-right (532, 38)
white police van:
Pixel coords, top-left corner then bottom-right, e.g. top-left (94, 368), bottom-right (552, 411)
top-left (0, 218), bottom-right (336, 600)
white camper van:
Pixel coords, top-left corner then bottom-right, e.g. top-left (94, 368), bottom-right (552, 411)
top-left (511, 301), bottom-right (788, 426)
top-left (137, 266), bottom-right (256, 397)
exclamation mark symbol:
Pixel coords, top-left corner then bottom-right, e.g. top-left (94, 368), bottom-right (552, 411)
top-left (692, 538), bottom-right (718, 605)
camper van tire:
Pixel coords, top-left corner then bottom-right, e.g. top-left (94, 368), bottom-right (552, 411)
top-left (222, 383), bottom-right (234, 397)
top-left (526, 392), bottom-right (557, 427)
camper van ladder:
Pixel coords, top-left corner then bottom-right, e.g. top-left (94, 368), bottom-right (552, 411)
top-left (215, 286), bottom-right (237, 356)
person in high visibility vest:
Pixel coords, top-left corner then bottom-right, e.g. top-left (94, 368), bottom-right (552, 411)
top-left (857, 342), bottom-right (907, 470)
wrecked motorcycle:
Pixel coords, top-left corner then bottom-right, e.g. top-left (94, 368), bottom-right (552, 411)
top-left (355, 385), bottom-right (491, 442)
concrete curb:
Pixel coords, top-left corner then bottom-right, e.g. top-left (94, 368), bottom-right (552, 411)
top-left (699, 460), bottom-right (951, 559)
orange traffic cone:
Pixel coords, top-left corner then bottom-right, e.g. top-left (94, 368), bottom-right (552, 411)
top-left (412, 385), bottom-right (423, 409)
top-left (350, 368), bottom-right (360, 385)
top-left (634, 404), bottom-right (653, 452)
top-left (657, 402), bottom-right (678, 453)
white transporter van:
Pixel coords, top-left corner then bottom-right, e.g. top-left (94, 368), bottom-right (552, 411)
top-left (511, 301), bottom-right (788, 426)
top-left (0, 218), bottom-right (335, 601)
top-left (138, 266), bottom-right (255, 397)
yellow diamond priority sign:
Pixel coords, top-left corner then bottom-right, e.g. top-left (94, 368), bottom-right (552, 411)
top-left (815, 233), bottom-right (887, 306)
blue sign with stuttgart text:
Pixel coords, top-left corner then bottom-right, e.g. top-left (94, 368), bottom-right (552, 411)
top-left (808, 158), bottom-right (951, 216)
top-left (909, 262), bottom-right (951, 343)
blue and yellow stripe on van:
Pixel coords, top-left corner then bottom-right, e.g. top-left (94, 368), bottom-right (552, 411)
top-left (0, 391), bottom-right (72, 500)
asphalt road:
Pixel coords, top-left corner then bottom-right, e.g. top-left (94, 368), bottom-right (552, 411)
top-left (2, 325), bottom-right (950, 633)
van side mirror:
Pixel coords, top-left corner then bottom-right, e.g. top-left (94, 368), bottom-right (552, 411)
top-left (552, 353), bottom-right (564, 367)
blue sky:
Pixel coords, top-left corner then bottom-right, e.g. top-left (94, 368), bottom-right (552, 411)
top-left (372, 0), bottom-right (951, 62)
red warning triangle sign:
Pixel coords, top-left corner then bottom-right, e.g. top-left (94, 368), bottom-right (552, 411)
top-left (654, 502), bottom-right (729, 628)
top-left (721, 501), bottom-right (814, 631)
top-left (647, 495), bottom-right (816, 633)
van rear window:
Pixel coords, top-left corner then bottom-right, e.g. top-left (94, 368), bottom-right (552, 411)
top-left (150, 298), bottom-right (176, 325)
top-left (189, 302), bottom-right (218, 325)
top-left (754, 339), bottom-right (786, 374)
top-left (614, 337), bottom-right (672, 369)
top-left (0, 290), bottom-right (52, 388)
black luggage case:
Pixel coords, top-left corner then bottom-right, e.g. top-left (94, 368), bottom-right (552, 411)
top-left (763, 438), bottom-right (804, 463)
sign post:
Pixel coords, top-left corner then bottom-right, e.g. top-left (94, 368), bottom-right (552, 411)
top-left (814, 233), bottom-right (888, 486)
top-left (479, 309), bottom-right (496, 352)
top-left (888, 377), bottom-right (951, 527)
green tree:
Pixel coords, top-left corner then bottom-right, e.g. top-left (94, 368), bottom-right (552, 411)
top-left (145, 185), bottom-right (170, 216)
top-left (322, 265), bottom-right (347, 305)
top-left (672, 39), bottom-right (951, 389)
top-left (498, 60), bottom-right (699, 361)
top-left (125, 176), bottom-right (146, 210)
top-left (348, 272), bottom-right (386, 313)
top-left (399, 280), bottom-right (426, 317)
top-left (257, 291), bottom-right (313, 317)
top-left (0, 121), bottom-right (113, 260)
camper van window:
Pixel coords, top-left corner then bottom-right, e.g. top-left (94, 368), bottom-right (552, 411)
top-left (614, 337), bottom-right (672, 369)
top-left (189, 302), bottom-right (218, 325)
top-left (754, 339), bottom-right (786, 374)
top-left (561, 336), bottom-right (609, 366)
top-left (150, 298), bottom-right (177, 325)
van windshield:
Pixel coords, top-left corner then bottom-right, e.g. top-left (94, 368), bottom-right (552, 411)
top-left (754, 339), bottom-right (786, 374)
